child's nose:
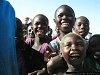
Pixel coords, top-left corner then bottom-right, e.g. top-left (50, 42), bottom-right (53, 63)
top-left (38, 24), bottom-right (42, 27)
top-left (62, 15), bottom-right (67, 19)
top-left (71, 45), bottom-right (78, 51)
top-left (80, 24), bottom-right (85, 28)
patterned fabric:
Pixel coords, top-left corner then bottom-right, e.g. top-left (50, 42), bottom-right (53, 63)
top-left (0, 1), bottom-right (19, 75)
top-left (49, 37), bottom-right (61, 53)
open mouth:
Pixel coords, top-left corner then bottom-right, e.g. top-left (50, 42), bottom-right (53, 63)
top-left (61, 22), bottom-right (69, 26)
top-left (79, 31), bottom-right (85, 34)
top-left (69, 53), bottom-right (80, 60)
top-left (36, 30), bottom-right (45, 37)
top-left (37, 30), bottom-right (44, 34)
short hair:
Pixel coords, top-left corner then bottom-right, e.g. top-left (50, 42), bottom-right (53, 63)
top-left (60, 32), bottom-right (85, 50)
top-left (54, 5), bottom-right (75, 18)
top-left (61, 32), bottom-right (84, 42)
top-left (75, 16), bottom-right (89, 25)
top-left (32, 14), bottom-right (49, 25)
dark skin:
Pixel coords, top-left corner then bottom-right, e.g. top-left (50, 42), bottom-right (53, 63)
top-left (32, 14), bottom-right (52, 62)
top-left (73, 16), bottom-right (90, 38)
top-left (60, 33), bottom-right (86, 73)
top-left (47, 33), bottom-right (86, 75)
top-left (54, 5), bottom-right (75, 40)
top-left (32, 14), bottom-right (49, 50)
top-left (47, 55), bottom-right (68, 75)
top-left (88, 35), bottom-right (100, 64)
top-left (48, 5), bottom-right (76, 62)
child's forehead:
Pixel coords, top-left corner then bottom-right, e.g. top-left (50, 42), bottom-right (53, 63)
top-left (62, 34), bottom-right (84, 43)
top-left (76, 17), bottom-right (89, 23)
top-left (64, 36), bottom-right (83, 42)
top-left (34, 15), bottom-right (46, 19)
top-left (33, 15), bottom-right (48, 23)
top-left (56, 6), bottom-right (74, 14)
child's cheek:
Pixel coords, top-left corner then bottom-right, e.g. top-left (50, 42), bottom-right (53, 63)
top-left (62, 48), bottom-right (70, 61)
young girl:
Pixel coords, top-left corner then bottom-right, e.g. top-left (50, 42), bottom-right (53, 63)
top-left (32, 14), bottom-right (52, 62)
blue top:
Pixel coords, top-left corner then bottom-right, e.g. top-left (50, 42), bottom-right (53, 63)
top-left (0, 1), bottom-right (19, 75)
top-left (49, 37), bottom-right (61, 53)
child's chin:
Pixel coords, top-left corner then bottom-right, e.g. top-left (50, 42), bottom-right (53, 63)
top-left (68, 58), bottom-right (82, 66)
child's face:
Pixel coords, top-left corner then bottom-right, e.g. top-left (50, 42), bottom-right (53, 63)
top-left (89, 36), bottom-right (100, 64)
top-left (54, 6), bottom-right (75, 33)
top-left (74, 17), bottom-right (89, 38)
top-left (32, 15), bottom-right (48, 38)
top-left (27, 26), bottom-right (34, 38)
top-left (61, 35), bottom-right (86, 66)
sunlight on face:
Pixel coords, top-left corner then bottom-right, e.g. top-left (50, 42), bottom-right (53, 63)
top-left (61, 33), bottom-right (86, 66)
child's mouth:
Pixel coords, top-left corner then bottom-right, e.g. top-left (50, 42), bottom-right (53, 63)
top-left (61, 23), bottom-right (69, 27)
top-left (69, 53), bottom-right (81, 61)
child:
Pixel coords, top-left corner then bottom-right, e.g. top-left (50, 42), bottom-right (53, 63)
top-left (32, 14), bottom-right (52, 62)
top-left (49, 4), bottom-right (75, 54)
top-left (85, 34), bottom-right (100, 72)
top-left (47, 33), bottom-right (87, 75)
top-left (73, 16), bottom-right (90, 39)
top-left (25, 25), bottom-right (35, 47)
top-left (16, 18), bottom-right (27, 75)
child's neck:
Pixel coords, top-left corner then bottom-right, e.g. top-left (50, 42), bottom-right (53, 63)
top-left (59, 31), bottom-right (71, 40)
top-left (34, 36), bottom-right (46, 44)
top-left (67, 63), bottom-right (83, 72)
top-left (32, 36), bottom-right (46, 50)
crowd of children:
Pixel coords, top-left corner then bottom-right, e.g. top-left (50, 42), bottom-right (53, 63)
top-left (0, 1), bottom-right (100, 75)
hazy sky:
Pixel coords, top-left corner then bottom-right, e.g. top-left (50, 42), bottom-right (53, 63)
top-left (8, 0), bottom-right (100, 35)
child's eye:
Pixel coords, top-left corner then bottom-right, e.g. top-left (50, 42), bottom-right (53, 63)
top-left (58, 13), bottom-right (63, 17)
top-left (65, 43), bottom-right (71, 47)
top-left (77, 42), bottom-right (84, 47)
top-left (77, 23), bottom-right (81, 26)
top-left (35, 22), bottom-right (39, 25)
top-left (34, 22), bottom-right (40, 26)
top-left (84, 23), bottom-right (89, 28)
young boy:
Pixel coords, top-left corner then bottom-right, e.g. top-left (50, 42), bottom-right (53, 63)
top-left (73, 16), bottom-right (90, 39)
top-left (47, 33), bottom-right (87, 75)
top-left (49, 4), bottom-right (75, 54)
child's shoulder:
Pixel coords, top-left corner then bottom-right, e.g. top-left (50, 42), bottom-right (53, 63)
top-left (47, 55), bottom-right (68, 74)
